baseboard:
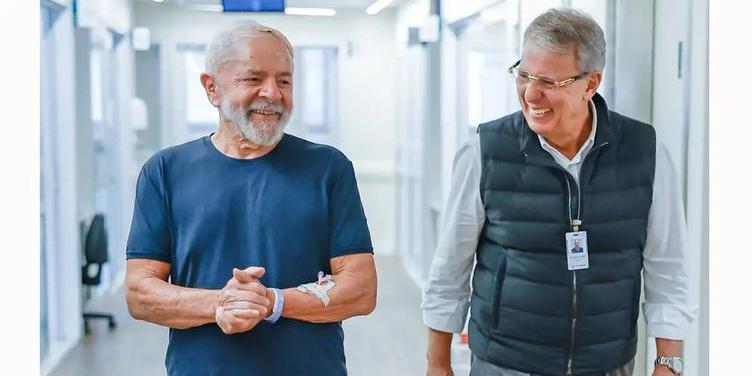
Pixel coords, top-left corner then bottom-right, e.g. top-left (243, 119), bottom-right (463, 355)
top-left (40, 337), bottom-right (78, 376)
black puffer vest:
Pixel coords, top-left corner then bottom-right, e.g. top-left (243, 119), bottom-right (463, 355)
top-left (468, 94), bottom-right (655, 376)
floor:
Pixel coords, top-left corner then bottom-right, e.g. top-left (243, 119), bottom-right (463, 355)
top-left (50, 255), bottom-right (431, 376)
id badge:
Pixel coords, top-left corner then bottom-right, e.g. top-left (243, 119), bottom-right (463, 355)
top-left (565, 231), bottom-right (589, 270)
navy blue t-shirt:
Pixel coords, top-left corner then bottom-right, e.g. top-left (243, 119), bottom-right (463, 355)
top-left (126, 133), bottom-right (373, 376)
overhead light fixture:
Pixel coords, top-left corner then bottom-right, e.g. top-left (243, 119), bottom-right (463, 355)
top-left (186, 4), bottom-right (223, 12)
top-left (366, 0), bottom-right (393, 15)
top-left (152, 0), bottom-right (164, 3)
top-left (285, 7), bottom-right (336, 16)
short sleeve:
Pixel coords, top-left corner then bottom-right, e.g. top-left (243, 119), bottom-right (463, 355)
top-left (328, 159), bottom-right (373, 258)
top-left (126, 158), bottom-right (172, 263)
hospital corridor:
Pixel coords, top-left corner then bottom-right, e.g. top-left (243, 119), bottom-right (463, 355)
top-left (37, 0), bottom-right (710, 375)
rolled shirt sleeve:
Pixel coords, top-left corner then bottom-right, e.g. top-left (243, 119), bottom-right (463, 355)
top-left (421, 137), bottom-right (485, 333)
top-left (642, 142), bottom-right (697, 339)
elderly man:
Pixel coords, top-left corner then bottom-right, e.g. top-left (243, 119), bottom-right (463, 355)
top-left (125, 21), bottom-right (376, 375)
top-left (423, 8), bottom-right (693, 376)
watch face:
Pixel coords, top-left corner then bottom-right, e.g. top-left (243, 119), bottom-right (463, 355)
top-left (670, 358), bottom-right (683, 373)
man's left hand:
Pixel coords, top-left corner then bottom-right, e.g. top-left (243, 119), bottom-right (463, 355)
top-left (228, 266), bottom-right (274, 312)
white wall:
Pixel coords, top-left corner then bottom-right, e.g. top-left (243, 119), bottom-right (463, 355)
top-left (612, 0), bottom-right (708, 374)
top-left (41, 3), bottom-right (83, 374)
top-left (78, 2), bottom-right (137, 292)
top-left (133, 3), bottom-right (398, 255)
top-left (113, 36), bottom-right (138, 285)
top-left (443, 0), bottom-right (502, 23)
top-left (393, 0), bottom-right (438, 285)
top-left (649, 1), bottom-right (710, 375)
top-left (612, 0), bottom-right (654, 123)
top-left (685, 0), bottom-right (708, 372)
top-left (42, 0), bottom-right (136, 373)
top-left (75, 0), bottom-right (132, 34)
top-left (647, 0), bottom-right (689, 373)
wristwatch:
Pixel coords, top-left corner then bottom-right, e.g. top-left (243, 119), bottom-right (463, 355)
top-left (655, 356), bottom-right (683, 375)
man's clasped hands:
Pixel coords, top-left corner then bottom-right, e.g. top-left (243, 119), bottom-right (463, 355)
top-left (215, 267), bottom-right (274, 334)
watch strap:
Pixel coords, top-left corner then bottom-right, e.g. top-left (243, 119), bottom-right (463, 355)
top-left (655, 356), bottom-right (682, 375)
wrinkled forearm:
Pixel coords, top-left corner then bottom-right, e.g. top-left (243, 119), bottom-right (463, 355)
top-left (281, 271), bottom-right (376, 323)
top-left (126, 277), bottom-right (219, 329)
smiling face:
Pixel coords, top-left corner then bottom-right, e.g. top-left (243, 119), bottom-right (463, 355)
top-left (516, 46), bottom-right (600, 143)
top-left (205, 33), bottom-right (294, 146)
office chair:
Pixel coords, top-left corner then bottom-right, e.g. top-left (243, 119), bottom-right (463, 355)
top-left (81, 213), bottom-right (117, 335)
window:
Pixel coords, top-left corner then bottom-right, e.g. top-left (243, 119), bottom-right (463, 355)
top-left (458, 14), bottom-right (517, 142)
top-left (290, 47), bottom-right (338, 146)
top-left (467, 50), bottom-right (511, 134)
top-left (183, 47), bottom-right (216, 131)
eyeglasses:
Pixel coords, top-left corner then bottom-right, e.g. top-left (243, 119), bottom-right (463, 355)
top-left (508, 60), bottom-right (589, 94)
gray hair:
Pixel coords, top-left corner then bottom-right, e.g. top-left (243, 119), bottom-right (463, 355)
top-left (523, 8), bottom-right (606, 72)
top-left (205, 20), bottom-right (294, 74)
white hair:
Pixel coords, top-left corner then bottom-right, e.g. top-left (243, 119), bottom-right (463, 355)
top-left (205, 20), bottom-right (294, 74)
top-left (523, 8), bottom-right (606, 72)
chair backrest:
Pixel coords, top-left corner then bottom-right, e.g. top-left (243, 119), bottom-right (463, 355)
top-left (84, 214), bottom-right (108, 264)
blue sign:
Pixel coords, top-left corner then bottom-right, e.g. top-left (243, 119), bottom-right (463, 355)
top-left (222, 0), bottom-right (285, 12)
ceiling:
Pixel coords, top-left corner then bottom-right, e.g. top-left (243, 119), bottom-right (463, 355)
top-left (135, 0), bottom-right (388, 10)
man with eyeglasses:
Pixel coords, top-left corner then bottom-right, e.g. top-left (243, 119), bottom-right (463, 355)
top-left (422, 8), bottom-right (693, 376)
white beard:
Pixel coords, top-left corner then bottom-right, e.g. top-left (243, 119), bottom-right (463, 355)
top-left (220, 96), bottom-right (291, 146)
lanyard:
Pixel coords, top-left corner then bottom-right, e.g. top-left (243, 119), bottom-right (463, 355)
top-left (564, 176), bottom-right (582, 231)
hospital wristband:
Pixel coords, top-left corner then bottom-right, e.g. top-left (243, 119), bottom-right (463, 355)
top-left (264, 288), bottom-right (284, 323)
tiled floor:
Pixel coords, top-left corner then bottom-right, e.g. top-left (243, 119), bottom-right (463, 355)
top-left (50, 255), bottom-right (430, 376)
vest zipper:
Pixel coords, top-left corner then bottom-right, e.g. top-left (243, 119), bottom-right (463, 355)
top-left (564, 177), bottom-right (578, 376)
top-left (563, 140), bottom-right (608, 376)
top-left (566, 275), bottom-right (577, 376)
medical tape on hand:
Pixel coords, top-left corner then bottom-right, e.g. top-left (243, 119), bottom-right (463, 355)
top-left (296, 271), bottom-right (335, 306)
